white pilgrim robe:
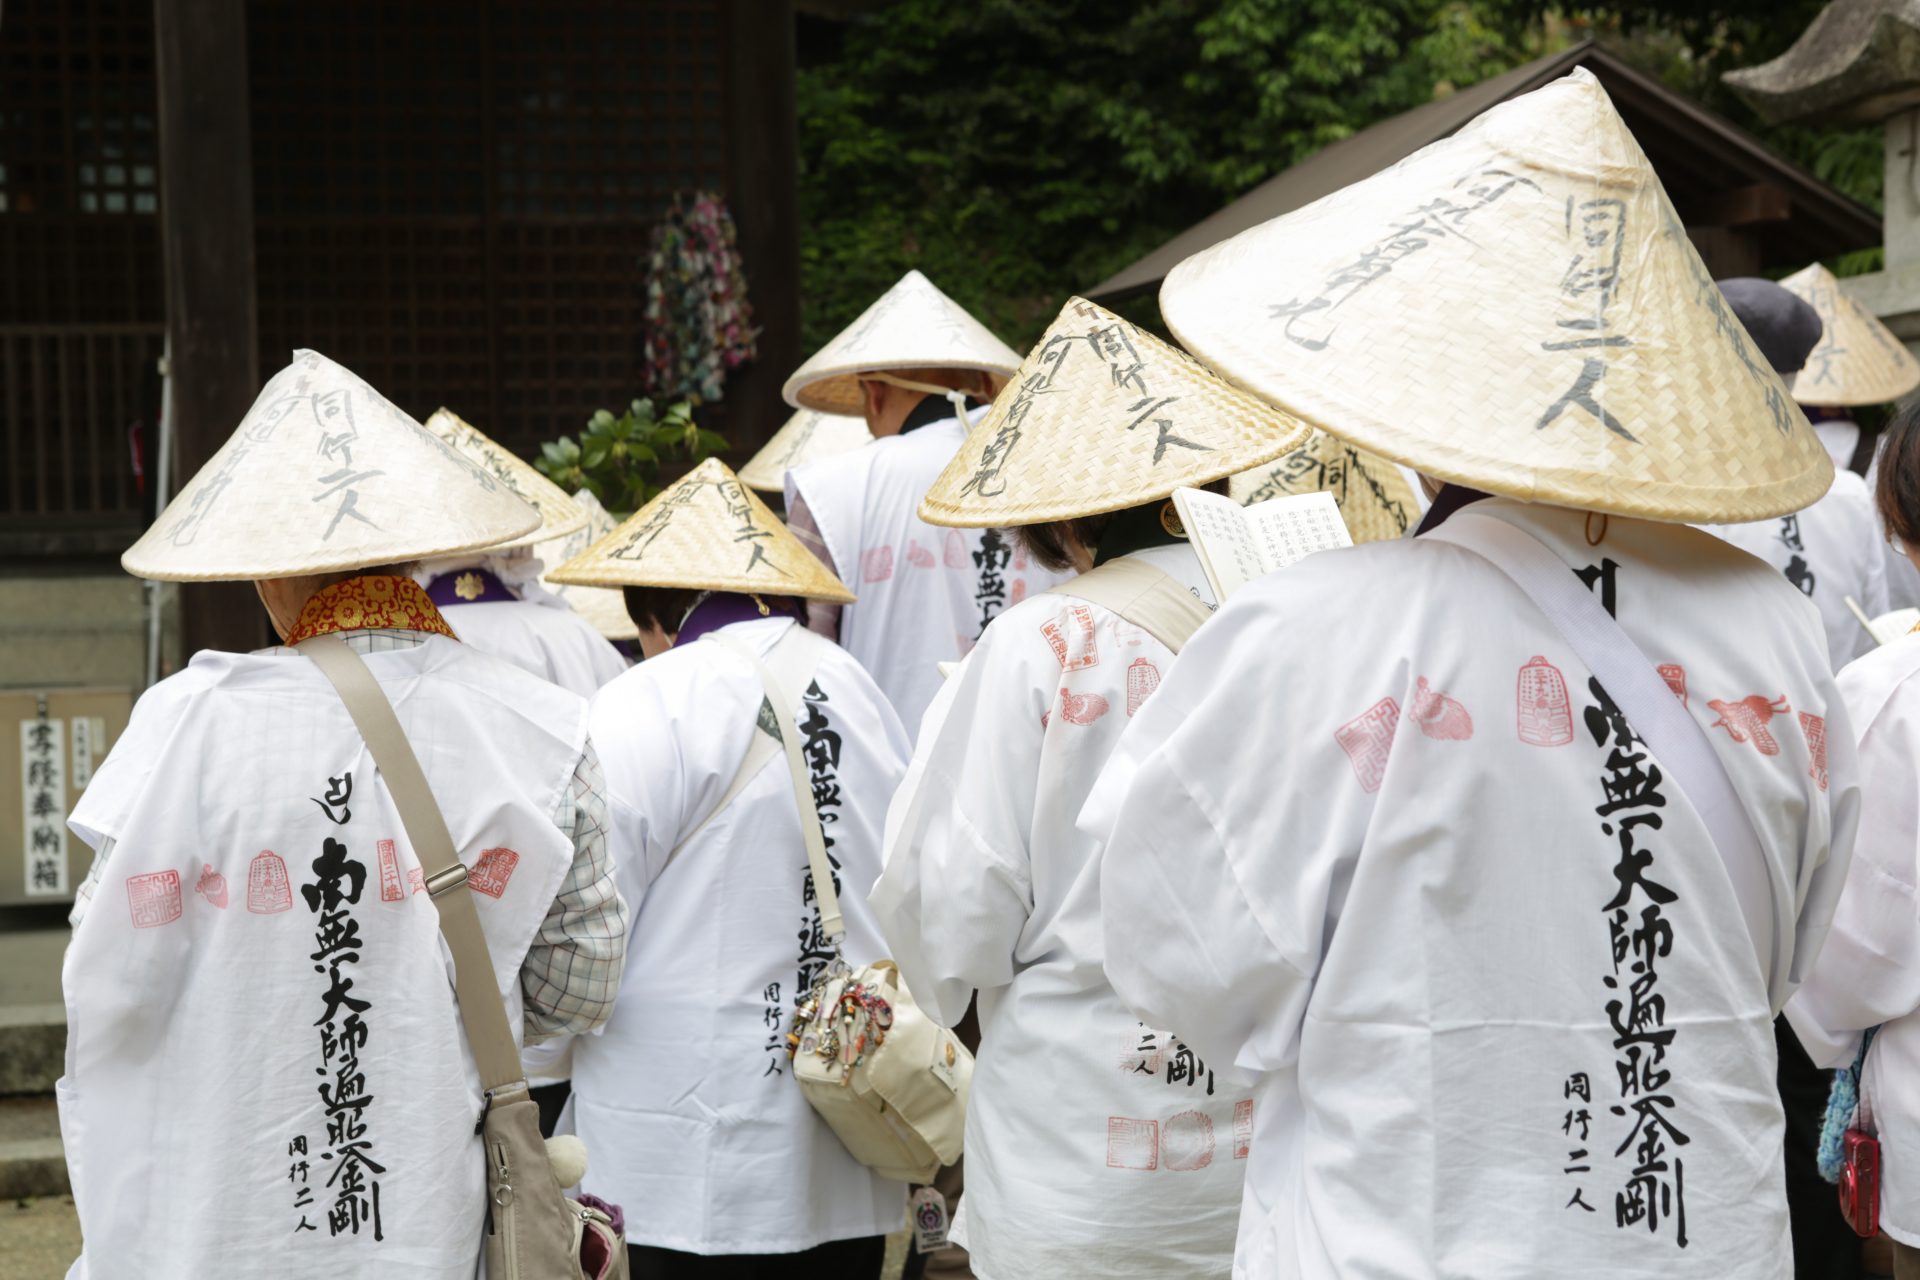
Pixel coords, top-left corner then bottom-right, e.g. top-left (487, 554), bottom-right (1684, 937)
top-left (572, 616), bottom-right (910, 1253)
top-left (786, 417), bottom-right (1070, 732)
top-left (1707, 470), bottom-right (1888, 669)
top-left (420, 554), bottom-right (629, 697)
top-left (873, 543), bottom-right (1255, 1280)
top-left (60, 638), bottom-right (585, 1279)
top-left (1785, 635), bottom-right (1920, 1246)
top-left (1082, 499), bottom-right (1859, 1280)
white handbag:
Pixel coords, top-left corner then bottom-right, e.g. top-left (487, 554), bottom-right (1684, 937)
top-left (716, 632), bottom-right (972, 1184)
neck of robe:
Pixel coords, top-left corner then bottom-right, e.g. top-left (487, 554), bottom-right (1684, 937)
top-left (674, 591), bottom-right (803, 649)
top-left (282, 575), bottom-right (459, 646)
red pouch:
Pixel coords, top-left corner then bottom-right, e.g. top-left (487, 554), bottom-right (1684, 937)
top-left (1838, 1127), bottom-right (1880, 1239)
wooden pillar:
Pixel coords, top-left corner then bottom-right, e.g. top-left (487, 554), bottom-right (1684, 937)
top-left (721, 0), bottom-right (802, 461)
top-left (153, 0), bottom-right (266, 654)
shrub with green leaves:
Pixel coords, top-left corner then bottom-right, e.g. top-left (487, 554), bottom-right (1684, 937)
top-left (535, 398), bottom-right (728, 516)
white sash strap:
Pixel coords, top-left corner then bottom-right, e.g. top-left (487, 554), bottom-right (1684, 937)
top-left (714, 632), bottom-right (844, 945)
top-left (1049, 556), bottom-right (1212, 654)
top-left (1427, 511), bottom-right (1787, 1012)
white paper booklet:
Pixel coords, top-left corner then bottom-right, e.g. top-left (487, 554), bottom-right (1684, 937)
top-left (1846, 596), bottom-right (1920, 647)
top-left (1172, 486), bottom-right (1353, 602)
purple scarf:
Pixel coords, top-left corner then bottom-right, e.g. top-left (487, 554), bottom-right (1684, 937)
top-left (676, 591), bottom-right (801, 648)
top-left (423, 567), bottom-right (516, 607)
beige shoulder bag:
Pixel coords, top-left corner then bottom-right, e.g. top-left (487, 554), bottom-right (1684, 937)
top-left (299, 635), bottom-right (627, 1280)
top-left (714, 631), bottom-right (971, 1184)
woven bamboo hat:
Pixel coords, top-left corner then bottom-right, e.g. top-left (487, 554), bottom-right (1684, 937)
top-left (423, 408), bottom-right (588, 549)
top-left (1160, 68), bottom-right (1831, 524)
top-left (782, 270), bottom-right (1022, 415)
top-left (918, 298), bottom-right (1311, 527)
top-left (124, 350), bottom-right (540, 582)
top-left (548, 457), bottom-right (855, 603)
top-left (738, 408), bottom-right (874, 492)
top-left (1230, 431), bottom-right (1422, 544)
top-left (534, 489), bottom-right (639, 641)
top-left (1780, 263), bottom-right (1920, 407)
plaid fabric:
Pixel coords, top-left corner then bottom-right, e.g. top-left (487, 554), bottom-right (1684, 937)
top-left (73, 628), bottom-right (625, 1042)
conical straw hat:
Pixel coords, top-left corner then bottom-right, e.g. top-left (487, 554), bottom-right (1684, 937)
top-left (124, 350), bottom-right (540, 582)
top-left (534, 489), bottom-right (639, 641)
top-left (783, 270), bottom-right (1022, 415)
top-left (738, 408), bottom-right (874, 492)
top-left (1229, 431), bottom-right (1422, 544)
top-left (919, 298), bottom-right (1312, 527)
top-left (1159, 68), bottom-right (1831, 525)
top-left (1780, 263), bottom-right (1920, 407)
top-left (423, 408), bottom-right (588, 549)
top-left (548, 457), bottom-right (854, 603)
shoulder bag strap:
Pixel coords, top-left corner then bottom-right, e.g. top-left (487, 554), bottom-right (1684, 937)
top-left (1425, 511), bottom-right (1786, 1009)
top-left (296, 634), bottom-right (527, 1092)
top-left (667, 625), bottom-right (826, 863)
top-left (713, 632), bottom-right (844, 945)
top-left (1048, 556), bottom-right (1213, 654)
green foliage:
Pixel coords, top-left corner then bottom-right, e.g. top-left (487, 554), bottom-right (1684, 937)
top-left (534, 398), bottom-right (727, 517)
top-left (797, 0), bottom-right (1546, 353)
top-left (797, 0), bottom-right (1895, 343)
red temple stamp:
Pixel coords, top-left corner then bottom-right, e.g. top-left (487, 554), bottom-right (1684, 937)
top-left (408, 866), bottom-right (426, 896)
top-left (247, 850), bottom-right (292, 914)
top-left (1162, 1110), bottom-right (1216, 1172)
top-left (127, 870), bottom-right (182, 929)
top-left (1233, 1098), bottom-right (1254, 1160)
top-left (1106, 1117), bottom-right (1159, 1171)
top-left (377, 839), bottom-right (403, 902)
top-left (1059, 689), bottom-right (1110, 726)
top-left (1658, 663), bottom-right (1688, 707)
top-left (1010, 579), bottom-right (1028, 605)
top-left (1799, 711), bottom-right (1829, 791)
top-left (470, 847), bottom-right (519, 899)
top-left (1410, 677), bottom-right (1473, 741)
top-left (1708, 694), bottom-right (1792, 756)
top-left (944, 530), bottom-right (967, 569)
top-left (906, 539), bottom-right (936, 569)
top-left (860, 546), bottom-right (893, 583)
top-left (1126, 658), bottom-right (1160, 717)
top-left (1040, 604), bottom-right (1100, 671)
top-left (195, 864), bottom-right (228, 909)
top-left (1335, 697), bottom-right (1401, 793)
top-left (1516, 656), bottom-right (1574, 747)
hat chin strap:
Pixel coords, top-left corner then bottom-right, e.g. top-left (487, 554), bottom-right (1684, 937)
top-left (863, 371), bottom-right (976, 432)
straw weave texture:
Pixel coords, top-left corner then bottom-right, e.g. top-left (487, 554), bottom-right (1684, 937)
top-left (782, 269), bottom-right (1021, 416)
top-left (919, 297), bottom-right (1312, 528)
top-left (1230, 431), bottom-right (1422, 544)
top-left (549, 457), bottom-right (854, 603)
top-left (739, 408), bottom-right (874, 492)
top-left (123, 350), bottom-right (540, 582)
top-left (424, 408), bottom-right (588, 549)
top-left (534, 489), bottom-right (639, 641)
top-left (1161, 69), bottom-right (1832, 525)
top-left (1781, 262), bottom-right (1920, 408)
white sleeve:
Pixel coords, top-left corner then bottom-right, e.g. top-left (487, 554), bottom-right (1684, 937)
top-left (1081, 589), bottom-right (1362, 1078)
top-left (869, 626), bottom-right (1043, 1028)
top-left (1787, 664), bottom-right (1920, 1067)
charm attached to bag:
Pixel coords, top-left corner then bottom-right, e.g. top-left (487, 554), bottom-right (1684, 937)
top-left (1839, 1127), bottom-right (1881, 1239)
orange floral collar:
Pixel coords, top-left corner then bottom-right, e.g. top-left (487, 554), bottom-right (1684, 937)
top-left (283, 575), bottom-right (458, 645)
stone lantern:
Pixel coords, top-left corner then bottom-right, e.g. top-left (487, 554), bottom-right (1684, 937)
top-left (1727, 1), bottom-right (1920, 360)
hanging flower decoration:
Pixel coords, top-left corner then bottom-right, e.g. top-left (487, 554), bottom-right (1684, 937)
top-left (642, 191), bottom-right (759, 405)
